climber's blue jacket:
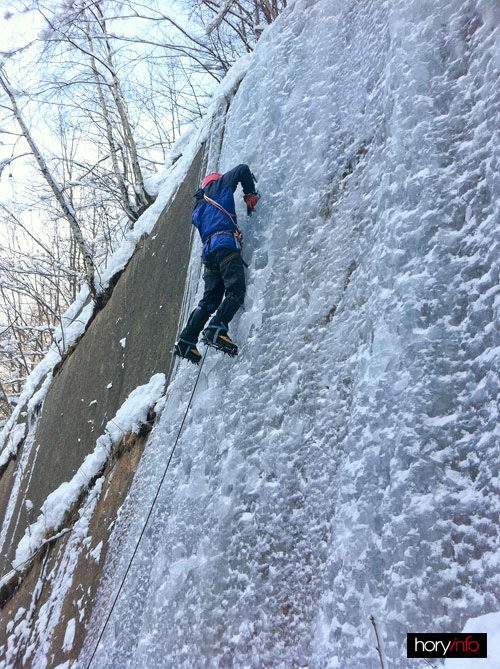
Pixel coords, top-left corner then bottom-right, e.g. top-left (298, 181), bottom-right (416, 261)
top-left (192, 164), bottom-right (257, 257)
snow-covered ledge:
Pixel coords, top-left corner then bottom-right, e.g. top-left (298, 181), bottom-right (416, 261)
top-left (0, 373), bottom-right (165, 590)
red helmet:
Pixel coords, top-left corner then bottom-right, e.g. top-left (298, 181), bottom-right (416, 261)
top-left (202, 172), bottom-right (222, 188)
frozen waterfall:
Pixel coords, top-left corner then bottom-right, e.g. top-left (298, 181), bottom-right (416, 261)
top-left (85, 0), bottom-right (500, 666)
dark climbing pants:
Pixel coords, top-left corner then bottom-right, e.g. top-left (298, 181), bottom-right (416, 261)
top-left (179, 248), bottom-right (246, 343)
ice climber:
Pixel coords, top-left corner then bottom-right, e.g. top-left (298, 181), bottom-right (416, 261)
top-left (174, 164), bottom-right (259, 364)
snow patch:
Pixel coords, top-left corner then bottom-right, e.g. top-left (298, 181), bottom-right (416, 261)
top-left (10, 373), bottom-right (165, 572)
top-left (62, 618), bottom-right (75, 652)
top-left (0, 422), bottom-right (25, 469)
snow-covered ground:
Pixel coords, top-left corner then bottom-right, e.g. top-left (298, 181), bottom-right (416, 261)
top-left (80, 0), bottom-right (500, 666)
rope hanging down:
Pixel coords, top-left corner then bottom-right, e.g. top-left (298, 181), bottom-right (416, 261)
top-left (86, 345), bottom-right (209, 669)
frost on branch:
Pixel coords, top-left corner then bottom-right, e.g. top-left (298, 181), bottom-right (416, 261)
top-left (205, 0), bottom-right (235, 35)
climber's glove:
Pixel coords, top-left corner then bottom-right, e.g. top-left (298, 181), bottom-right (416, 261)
top-left (244, 192), bottom-right (260, 216)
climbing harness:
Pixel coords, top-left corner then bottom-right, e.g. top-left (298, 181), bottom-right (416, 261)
top-left (203, 229), bottom-right (241, 253)
top-left (86, 345), bottom-right (209, 669)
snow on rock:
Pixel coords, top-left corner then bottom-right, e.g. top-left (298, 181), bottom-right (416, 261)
top-left (1, 478), bottom-right (105, 669)
top-left (0, 284), bottom-right (95, 464)
top-left (88, 0), bottom-right (500, 667)
top-left (0, 50), bottom-right (251, 466)
top-left (106, 373), bottom-right (165, 442)
top-left (89, 540), bottom-right (103, 562)
top-left (11, 373), bottom-right (165, 572)
top-left (97, 52), bottom-right (253, 291)
top-left (0, 423), bottom-right (25, 470)
top-left (62, 618), bottom-right (75, 652)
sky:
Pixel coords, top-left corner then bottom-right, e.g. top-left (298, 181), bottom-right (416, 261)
top-left (0, 3), bottom-right (45, 215)
top-left (0, 0), bottom-right (215, 287)
top-left (0, 1), bottom-right (43, 52)
top-left (0, 1), bottom-right (178, 234)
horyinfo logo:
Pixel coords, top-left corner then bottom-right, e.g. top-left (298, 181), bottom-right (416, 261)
top-left (407, 633), bottom-right (487, 659)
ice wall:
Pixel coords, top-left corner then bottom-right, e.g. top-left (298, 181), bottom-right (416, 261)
top-left (85, 0), bottom-right (500, 667)
top-left (0, 51), bottom-right (253, 668)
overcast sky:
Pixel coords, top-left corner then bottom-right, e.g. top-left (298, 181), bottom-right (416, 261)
top-left (1, 2), bottom-right (43, 52)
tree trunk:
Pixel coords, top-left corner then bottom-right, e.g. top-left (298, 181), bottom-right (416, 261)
top-left (0, 72), bottom-right (97, 299)
top-left (83, 14), bottom-right (139, 223)
top-left (94, 7), bottom-right (152, 211)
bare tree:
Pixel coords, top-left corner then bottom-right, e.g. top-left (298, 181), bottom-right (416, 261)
top-left (34, 1), bottom-right (156, 221)
top-left (0, 0), bottom-right (288, 418)
top-left (0, 70), bottom-right (98, 299)
top-left (0, 207), bottom-right (74, 419)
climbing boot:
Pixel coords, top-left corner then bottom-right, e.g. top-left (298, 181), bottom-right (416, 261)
top-left (201, 325), bottom-right (238, 357)
top-left (173, 339), bottom-right (202, 365)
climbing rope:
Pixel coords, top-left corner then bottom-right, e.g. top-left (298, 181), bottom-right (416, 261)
top-left (86, 345), bottom-right (209, 669)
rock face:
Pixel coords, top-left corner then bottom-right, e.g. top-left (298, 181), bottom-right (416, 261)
top-left (0, 149), bottom-right (203, 667)
top-left (1, 0), bottom-right (500, 667)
